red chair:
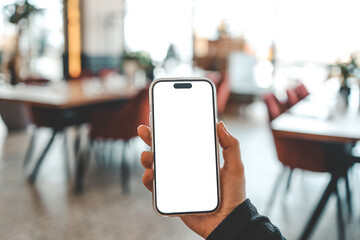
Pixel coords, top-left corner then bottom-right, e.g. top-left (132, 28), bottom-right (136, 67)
top-left (23, 77), bottom-right (73, 183)
top-left (286, 88), bottom-right (300, 107)
top-left (68, 70), bottom-right (96, 81)
top-left (264, 92), bottom-right (329, 197)
top-left (205, 71), bottom-right (222, 89)
top-left (22, 77), bottom-right (50, 86)
top-left (271, 131), bottom-right (351, 240)
top-left (264, 93), bottom-right (348, 240)
top-left (295, 83), bottom-right (310, 100)
top-left (0, 77), bottom-right (49, 131)
top-left (263, 93), bottom-right (287, 122)
top-left (272, 132), bottom-right (327, 172)
top-left (84, 86), bottom-right (150, 192)
top-left (216, 72), bottom-right (231, 115)
top-left (23, 77), bottom-right (53, 169)
top-left (98, 68), bottom-right (119, 79)
top-left (89, 87), bottom-right (149, 140)
top-left (263, 92), bottom-right (294, 196)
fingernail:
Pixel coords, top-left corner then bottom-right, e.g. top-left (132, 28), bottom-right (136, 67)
top-left (220, 121), bottom-right (229, 135)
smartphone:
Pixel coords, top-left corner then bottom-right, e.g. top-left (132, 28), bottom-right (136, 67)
top-left (149, 78), bottom-right (220, 216)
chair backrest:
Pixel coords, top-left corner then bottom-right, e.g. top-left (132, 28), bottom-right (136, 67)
top-left (272, 131), bottom-right (328, 172)
top-left (267, 87), bottom-right (328, 173)
top-left (217, 71), bottom-right (231, 114)
top-left (286, 88), bottom-right (300, 107)
top-left (295, 83), bottom-right (309, 100)
top-left (67, 70), bottom-right (96, 81)
top-left (98, 68), bottom-right (119, 78)
top-left (205, 71), bottom-right (222, 88)
top-left (90, 86), bottom-right (149, 141)
top-left (23, 77), bottom-right (57, 128)
top-left (23, 77), bottom-right (50, 86)
top-left (132, 87), bottom-right (150, 128)
top-left (263, 93), bottom-right (283, 122)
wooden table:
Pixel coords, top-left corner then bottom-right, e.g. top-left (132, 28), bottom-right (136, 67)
top-left (271, 79), bottom-right (360, 240)
top-left (0, 78), bottom-right (138, 109)
top-left (0, 78), bottom-right (139, 192)
top-left (272, 84), bottom-right (360, 143)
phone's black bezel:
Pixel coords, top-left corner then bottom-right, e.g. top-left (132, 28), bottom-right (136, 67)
top-left (151, 79), bottom-right (220, 216)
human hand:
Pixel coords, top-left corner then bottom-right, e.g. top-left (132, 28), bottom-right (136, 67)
top-left (137, 121), bottom-right (246, 239)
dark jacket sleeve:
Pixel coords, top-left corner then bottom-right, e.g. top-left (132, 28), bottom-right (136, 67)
top-left (206, 199), bottom-right (286, 240)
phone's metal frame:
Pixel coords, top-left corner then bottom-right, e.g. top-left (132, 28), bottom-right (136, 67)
top-left (149, 77), bottom-right (221, 217)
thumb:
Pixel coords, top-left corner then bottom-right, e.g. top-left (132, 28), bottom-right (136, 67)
top-left (217, 121), bottom-right (244, 174)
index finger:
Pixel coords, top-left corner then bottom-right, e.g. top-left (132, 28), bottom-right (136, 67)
top-left (137, 125), bottom-right (152, 146)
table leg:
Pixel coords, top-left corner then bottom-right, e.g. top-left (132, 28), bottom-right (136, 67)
top-left (74, 127), bottom-right (89, 194)
top-left (299, 175), bottom-right (338, 240)
top-left (74, 127), bottom-right (81, 156)
top-left (121, 141), bottom-right (130, 193)
top-left (28, 130), bottom-right (58, 183)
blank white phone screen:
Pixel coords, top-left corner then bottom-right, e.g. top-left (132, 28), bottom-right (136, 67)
top-left (152, 80), bottom-right (219, 214)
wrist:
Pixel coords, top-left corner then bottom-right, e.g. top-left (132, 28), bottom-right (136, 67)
top-left (206, 199), bottom-right (252, 240)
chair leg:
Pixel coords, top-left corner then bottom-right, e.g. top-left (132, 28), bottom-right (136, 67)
top-left (101, 141), bottom-right (111, 167)
top-left (74, 140), bottom-right (92, 194)
top-left (121, 140), bottom-right (130, 193)
top-left (299, 175), bottom-right (338, 240)
top-left (285, 168), bottom-right (293, 193)
top-left (265, 166), bottom-right (287, 215)
top-left (63, 130), bottom-right (71, 179)
top-left (335, 182), bottom-right (346, 240)
top-left (108, 141), bottom-right (116, 168)
top-left (28, 130), bottom-right (58, 183)
top-left (93, 141), bottom-right (101, 166)
top-left (105, 141), bottom-right (113, 168)
top-left (344, 169), bottom-right (352, 215)
top-left (74, 127), bottom-right (81, 156)
top-left (23, 128), bottom-right (38, 168)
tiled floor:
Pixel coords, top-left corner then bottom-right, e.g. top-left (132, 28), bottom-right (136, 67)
top-left (0, 101), bottom-right (360, 240)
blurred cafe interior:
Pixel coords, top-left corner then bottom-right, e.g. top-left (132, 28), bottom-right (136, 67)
top-left (1, 0), bottom-right (360, 239)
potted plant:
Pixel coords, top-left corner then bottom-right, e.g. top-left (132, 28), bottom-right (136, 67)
top-left (120, 50), bottom-right (155, 82)
top-left (0, 1), bottom-right (43, 131)
top-left (337, 55), bottom-right (358, 99)
top-left (3, 0), bottom-right (43, 85)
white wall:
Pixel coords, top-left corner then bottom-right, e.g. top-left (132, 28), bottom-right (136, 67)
top-left (124, 0), bottom-right (193, 62)
top-left (193, 0), bottom-right (360, 64)
top-left (81, 0), bottom-right (124, 56)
